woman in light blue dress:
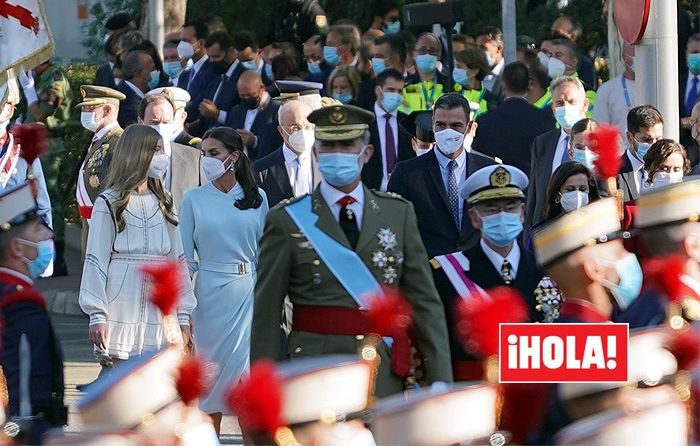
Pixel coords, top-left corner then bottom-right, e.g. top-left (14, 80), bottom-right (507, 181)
top-left (179, 127), bottom-right (268, 436)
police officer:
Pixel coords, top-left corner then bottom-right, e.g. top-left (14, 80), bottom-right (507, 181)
top-left (75, 85), bottom-right (125, 259)
top-left (251, 104), bottom-right (452, 397)
top-left (18, 61), bottom-right (73, 276)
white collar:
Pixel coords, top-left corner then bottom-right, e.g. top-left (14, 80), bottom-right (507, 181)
top-left (480, 238), bottom-right (520, 273)
top-left (255, 58), bottom-right (265, 73)
top-left (491, 58), bottom-right (505, 76)
top-left (434, 145), bottom-right (466, 169)
top-left (373, 101), bottom-right (397, 118)
top-left (320, 179), bottom-right (364, 207)
top-left (0, 267), bottom-right (33, 285)
top-left (626, 148), bottom-right (644, 171)
top-left (124, 80), bottom-right (145, 98)
top-left (559, 128), bottom-right (570, 143)
top-left (94, 121), bottom-right (118, 140)
top-left (193, 54), bottom-right (208, 71)
top-left (225, 60), bottom-right (239, 77)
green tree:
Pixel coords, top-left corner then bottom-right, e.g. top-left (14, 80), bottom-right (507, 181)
top-left (81, 0), bottom-right (142, 60)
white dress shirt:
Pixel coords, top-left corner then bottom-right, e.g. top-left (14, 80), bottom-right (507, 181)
top-left (592, 75), bottom-right (637, 136)
top-left (551, 129), bottom-right (571, 174)
top-left (482, 58), bottom-right (505, 92)
top-left (188, 54), bottom-right (209, 89)
top-left (434, 147), bottom-right (467, 221)
top-left (480, 238), bottom-right (520, 278)
top-left (320, 180), bottom-right (364, 229)
top-left (625, 149), bottom-right (645, 193)
top-left (373, 102), bottom-right (399, 191)
top-left (283, 144), bottom-right (313, 196)
top-left (215, 60), bottom-right (240, 124)
top-left (124, 80), bottom-right (145, 98)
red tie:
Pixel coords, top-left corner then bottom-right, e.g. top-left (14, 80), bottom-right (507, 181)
top-left (337, 195), bottom-right (356, 206)
top-left (384, 113), bottom-right (396, 173)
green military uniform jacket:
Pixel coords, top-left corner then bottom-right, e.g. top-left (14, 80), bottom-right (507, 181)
top-left (251, 185), bottom-right (453, 397)
top-left (80, 125), bottom-right (123, 204)
top-left (24, 65), bottom-right (72, 130)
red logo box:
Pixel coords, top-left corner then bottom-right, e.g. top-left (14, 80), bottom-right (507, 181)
top-left (499, 323), bottom-right (629, 383)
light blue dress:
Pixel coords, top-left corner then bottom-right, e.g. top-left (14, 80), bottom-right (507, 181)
top-left (179, 181), bottom-right (268, 413)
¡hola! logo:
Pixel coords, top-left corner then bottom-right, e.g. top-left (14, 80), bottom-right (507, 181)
top-left (499, 323), bottom-right (629, 383)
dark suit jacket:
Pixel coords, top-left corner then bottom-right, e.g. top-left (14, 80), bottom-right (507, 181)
top-left (525, 128), bottom-right (561, 232)
top-left (304, 61), bottom-right (334, 95)
top-left (177, 59), bottom-right (217, 125)
top-left (93, 63), bottom-right (115, 89)
top-left (431, 242), bottom-right (545, 362)
top-left (577, 55), bottom-right (596, 92)
top-left (387, 149), bottom-right (493, 258)
top-left (473, 97), bottom-right (555, 175)
top-left (253, 148), bottom-right (294, 207)
top-left (356, 78), bottom-right (377, 111)
top-left (225, 98), bottom-right (282, 160)
top-left (116, 80), bottom-right (143, 128)
top-left (362, 109), bottom-right (414, 190)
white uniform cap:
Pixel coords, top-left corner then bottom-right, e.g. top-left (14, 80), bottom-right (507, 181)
top-left (0, 183), bottom-right (40, 231)
top-left (371, 383), bottom-right (498, 445)
top-left (147, 87), bottom-right (191, 110)
top-left (459, 164), bottom-right (528, 204)
top-left (636, 178), bottom-right (700, 229)
top-left (559, 328), bottom-right (678, 401)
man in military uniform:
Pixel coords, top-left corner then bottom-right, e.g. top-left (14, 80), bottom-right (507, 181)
top-left (251, 104), bottom-right (452, 397)
top-left (18, 61), bottom-right (73, 276)
top-left (74, 85), bottom-right (125, 259)
top-left (148, 86), bottom-right (202, 149)
top-left (0, 183), bottom-right (66, 444)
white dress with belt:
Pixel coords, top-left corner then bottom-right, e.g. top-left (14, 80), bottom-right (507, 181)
top-left (79, 189), bottom-right (196, 360)
top-left (179, 182), bottom-right (268, 413)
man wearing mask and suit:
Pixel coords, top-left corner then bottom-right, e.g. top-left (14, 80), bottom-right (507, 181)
top-left (225, 71), bottom-right (282, 160)
top-left (254, 100), bottom-right (318, 207)
top-left (177, 20), bottom-right (216, 126)
top-left (148, 86), bottom-right (201, 149)
top-left (137, 91), bottom-right (204, 209)
top-left (618, 105), bottom-right (664, 201)
top-left (116, 51), bottom-right (157, 127)
top-left (363, 69), bottom-right (413, 191)
top-left (388, 93), bottom-right (494, 258)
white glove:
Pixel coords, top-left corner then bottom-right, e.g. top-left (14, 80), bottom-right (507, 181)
top-left (18, 71), bottom-right (38, 105)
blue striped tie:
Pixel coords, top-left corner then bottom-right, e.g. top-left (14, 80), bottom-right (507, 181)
top-left (448, 160), bottom-right (460, 227)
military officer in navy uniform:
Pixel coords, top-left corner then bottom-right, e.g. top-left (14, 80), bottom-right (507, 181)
top-left (251, 104), bottom-right (452, 397)
top-left (430, 164), bottom-right (562, 381)
top-left (0, 183), bottom-right (66, 444)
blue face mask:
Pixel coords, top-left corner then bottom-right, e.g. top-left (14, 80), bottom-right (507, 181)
top-left (600, 253), bottom-right (643, 310)
top-left (372, 57), bottom-right (387, 76)
top-left (264, 64), bottom-right (273, 80)
top-left (634, 139), bottom-right (652, 160)
top-left (573, 147), bottom-right (597, 169)
top-left (415, 54), bottom-right (437, 74)
top-left (307, 61), bottom-right (322, 75)
top-left (323, 46), bottom-right (340, 66)
top-left (554, 105), bottom-right (583, 130)
top-left (148, 70), bottom-right (160, 89)
top-left (242, 59), bottom-right (258, 71)
top-left (384, 21), bottom-right (401, 35)
top-left (478, 211), bottom-right (523, 247)
top-left (453, 68), bottom-right (469, 86)
top-left (333, 92), bottom-right (353, 104)
top-left (381, 92), bottom-right (403, 113)
top-left (19, 239), bottom-right (55, 279)
top-left (318, 147), bottom-right (365, 187)
top-left (163, 61), bottom-right (183, 79)
top-left (689, 53), bottom-right (700, 74)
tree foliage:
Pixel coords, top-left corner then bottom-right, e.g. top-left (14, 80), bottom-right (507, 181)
top-left (81, 0), bottom-right (143, 60)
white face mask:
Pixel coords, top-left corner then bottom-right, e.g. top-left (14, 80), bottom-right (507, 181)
top-left (114, 77), bottom-right (122, 85)
top-left (651, 171), bottom-right (683, 187)
top-left (560, 190), bottom-right (589, 213)
top-left (537, 51), bottom-right (550, 67)
top-left (148, 153), bottom-right (170, 179)
top-left (80, 111), bottom-right (101, 132)
top-left (548, 57), bottom-right (566, 79)
top-left (201, 154), bottom-right (234, 182)
top-left (177, 41), bottom-right (195, 60)
top-left (287, 128), bottom-right (314, 153)
top-left (434, 128), bottom-right (466, 155)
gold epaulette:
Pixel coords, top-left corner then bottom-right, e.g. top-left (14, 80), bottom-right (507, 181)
top-left (188, 137), bottom-right (202, 146)
top-left (429, 258), bottom-right (441, 270)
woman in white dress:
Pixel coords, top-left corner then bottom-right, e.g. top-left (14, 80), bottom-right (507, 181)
top-left (79, 124), bottom-right (195, 372)
top-left (179, 126), bottom-right (268, 435)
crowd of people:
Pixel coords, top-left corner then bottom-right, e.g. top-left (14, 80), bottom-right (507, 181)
top-left (0, 2), bottom-right (699, 445)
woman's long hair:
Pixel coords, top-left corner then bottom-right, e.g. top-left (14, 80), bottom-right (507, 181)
top-left (542, 161), bottom-right (601, 223)
top-left (202, 127), bottom-right (263, 210)
top-left (643, 139), bottom-right (691, 185)
top-left (106, 124), bottom-right (178, 232)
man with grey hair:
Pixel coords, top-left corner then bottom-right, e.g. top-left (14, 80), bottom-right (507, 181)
top-left (252, 103), bottom-right (452, 397)
top-left (253, 100), bottom-right (319, 207)
top-left (116, 51), bottom-right (156, 127)
top-left (525, 75), bottom-right (589, 232)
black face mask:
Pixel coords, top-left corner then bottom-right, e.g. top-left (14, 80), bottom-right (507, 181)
top-left (242, 95), bottom-right (261, 110)
top-left (211, 60), bottom-right (229, 75)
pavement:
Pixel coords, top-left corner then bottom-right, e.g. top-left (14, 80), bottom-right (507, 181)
top-left (37, 223), bottom-right (242, 444)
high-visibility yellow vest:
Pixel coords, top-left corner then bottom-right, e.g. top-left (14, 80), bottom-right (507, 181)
top-left (400, 80), bottom-right (445, 113)
top-left (534, 89), bottom-right (552, 110)
top-left (454, 84), bottom-right (489, 118)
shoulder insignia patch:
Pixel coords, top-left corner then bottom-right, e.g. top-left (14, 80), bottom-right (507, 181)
top-left (372, 190), bottom-right (407, 202)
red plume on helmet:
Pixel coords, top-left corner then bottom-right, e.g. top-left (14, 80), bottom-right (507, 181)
top-left (227, 360), bottom-right (285, 437)
top-left (11, 123), bottom-right (48, 166)
top-left (142, 261), bottom-right (181, 316)
top-left (643, 255), bottom-right (687, 303)
top-left (588, 124), bottom-right (622, 179)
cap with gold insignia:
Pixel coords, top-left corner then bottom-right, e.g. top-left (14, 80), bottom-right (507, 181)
top-left (400, 111), bottom-right (434, 143)
top-left (533, 198), bottom-right (628, 267)
top-left (147, 86), bottom-right (190, 110)
top-left (0, 183), bottom-right (41, 232)
top-left (636, 178), bottom-right (700, 230)
top-left (371, 383), bottom-right (499, 445)
top-left (459, 164), bottom-right (528, 204)
top-left (75, 85), bottom-right (126, 108)
top-left (308, 104), bottom-right (375, 141)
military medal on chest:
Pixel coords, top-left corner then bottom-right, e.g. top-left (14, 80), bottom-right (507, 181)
top-left (534, 276), bottom-right (564, 323)
top-left (89, 174), bottom-right (100, 188)
top-left (372, 228), bottom-right (403, 284)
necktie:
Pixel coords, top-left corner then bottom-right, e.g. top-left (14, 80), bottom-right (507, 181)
top-left (294, 156), bottom-right (310, 196)
top-left (501, 259), bottom-right (513, 285)
top-left (688, 77), bottom-right (699, 117)
top-left (384, 114), bottom-right (396, 174)
top-left (447, 160), bottom-right (460, 227)
top-left (337, 195), bottom-right (359, 249)
top-left (560, 136), bottom-right (570, 164)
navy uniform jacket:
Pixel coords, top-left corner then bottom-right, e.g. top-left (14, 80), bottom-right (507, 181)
top-left (115, 80), bottom-right (143, 128)
top-left (225, 98), bottom-right (282, 160)
top-left (252, 147), bottom-right (294, 208)
top-left (0, 271), bottom-right (65, 425)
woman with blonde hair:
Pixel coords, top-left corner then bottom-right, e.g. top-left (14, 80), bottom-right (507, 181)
top-left (79, 124), bottom-right (195, 374)
top-left (328, 65), bottom-right (361, 104)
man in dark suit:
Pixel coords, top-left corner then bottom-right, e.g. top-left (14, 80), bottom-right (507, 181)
top-left (303, 35), bottom-right (334, 94)
top-left (550, 16), bottom-right (597, 91)
top-left (473, 62), bottom-right (555, 175)
top-left (388, 93), bottom-right (493, 258)
top-left (116, 50), bottom-right (155, 127)
top-left (680, 34), bottom-right (700, 144)
top-left (254, 100), bottom-right (320, 207)
top-left (177, 20), bottom-right (216, 126)
top-left (618, 105), bottom-right (665, 201)
top-left (93, 35), bottom-right (120, 89)
top-left (526, 76), bottom-right (589, 233)
top-left (225, 71), bottom-right (282, 160)
top-left (356, 34), bottom-right (407, 111)
top-left (362, 69), bottom-right (413, 191)
top-left (475, 27), bottom-right (505, 98)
